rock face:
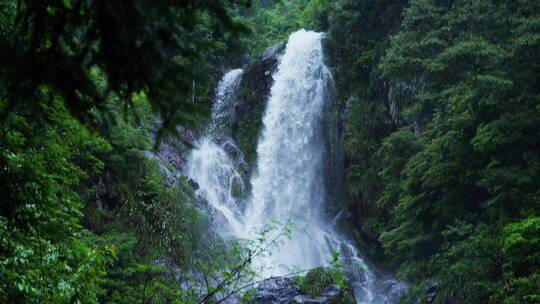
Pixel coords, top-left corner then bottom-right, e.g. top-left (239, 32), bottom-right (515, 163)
top-left (154, 126), bottom-right (200, 172)
top-left (321, 69), bottom-right (346, 216)
top-left (251, 277), bottom-right (355, 304)
top-left (378, 278), bottom-right (409, 303)
top-left (228, 41), bottom-right (347, 217)
top-left (145, 124), bottom-right (201, 187)
top-left (231, 42), bottom-right (285, 166)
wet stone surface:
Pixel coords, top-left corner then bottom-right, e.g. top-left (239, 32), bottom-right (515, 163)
top-left (251, 277), bottom-right (353, 304)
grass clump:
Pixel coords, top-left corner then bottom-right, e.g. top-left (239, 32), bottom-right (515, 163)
top-left (298, 267), bottom-right (334, 297)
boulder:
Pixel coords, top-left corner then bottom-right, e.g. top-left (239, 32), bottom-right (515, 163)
top-left (251, 277), bottom-right (355, 304)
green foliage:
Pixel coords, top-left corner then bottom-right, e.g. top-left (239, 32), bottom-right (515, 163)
top-left (326, 0), bottom-right (540, 302)
top-left (235, 0), bottom-right (331, 56)
top-left (297, 252), bottom-right (348, 297)
top-left (328, 251), bottom-right (348, 288)
top-left (0, 54), bottom-right (206, 303)
top-left (1, 1), bottom-right (539, 303)
top-left (324, 0), bottom-right (408, 259)
top-left (499, 217), bottom-right (540, 303)
top-left (378, 0), bottom-right (540, 274)
top-left (87, 232), bottom-right (189, 304)
top-left (300, 0), bottom-right (331, 31)
top-left (295, 253), bottom-right (354, 304)
top-left (0, 95), bottom-right (112, 303)
top-left (0, 1), bottom-right (332, 303)
top-left (0, 0), bottom-right (251, 143)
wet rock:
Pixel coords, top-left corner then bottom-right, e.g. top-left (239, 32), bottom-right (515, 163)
top-left (424, 280), bottom-right (438, 303)
top-left (261, 42), bottom-right (285, 62)
top-left (153, 126), bottom-right (200, 173)
top-left (380, 278), bottom-right (409, 302)
top-left (144, 151), bottom-right (178, 187)
top-left (251, 277), bottom-right (355, 304)
top-left (188, 178), bottom-right (200, 190)
top-left (253, 277), bottom-right (300, 304)
top-left (144, 150), bottom-right (178, 187)
top-left (231, 42), bottom-right (285, 167)
top-left (144, 123), bottom-right (203, 188)
top-left (320, 68), bottom-right (345, 216)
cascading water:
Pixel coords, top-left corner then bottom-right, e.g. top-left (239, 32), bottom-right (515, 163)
top-left (188, 30), bottom-right (403, 303)
top-left (208, 69), bottom-right (244, 138)
top-left (245, 30), bottom-right (334, 276)
top-left (187, 69), bottom-right (245, 236)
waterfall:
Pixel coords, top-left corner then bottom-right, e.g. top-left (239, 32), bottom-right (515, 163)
top-left (187, 69), bottom-right (245, 236)
top-left (208, 69), bottom-right (244, 138)
top-left (245, 30), bottom-right (331, 275)
top-left (187, 30), bottom-right (401, 304)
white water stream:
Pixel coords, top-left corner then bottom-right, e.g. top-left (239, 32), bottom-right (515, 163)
top-left (187, 30), bottom-right (401, 303)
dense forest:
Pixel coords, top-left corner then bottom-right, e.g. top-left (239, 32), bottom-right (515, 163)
top-left (1, 0), bottom-right (539, 303)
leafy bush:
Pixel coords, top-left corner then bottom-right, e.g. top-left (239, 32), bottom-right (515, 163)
top-left (0, 95), bottom-right (112, 303)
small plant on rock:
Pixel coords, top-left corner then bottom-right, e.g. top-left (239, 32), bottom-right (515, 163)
top-left (298, 267), bottom-right (334, 297)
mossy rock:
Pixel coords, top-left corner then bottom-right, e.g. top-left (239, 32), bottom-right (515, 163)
top-left (231, 43), bottom-right (283, 168)
top-left (327, 289), bottom-right (356, 304)
top-left (298, 267), bottom-right (334, 297)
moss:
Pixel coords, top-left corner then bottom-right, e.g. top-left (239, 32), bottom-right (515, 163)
top-left (232, 86), bottom-right (266, 167)
top-left (327, 290), bottom-right (356, 304)
top-left (231, 179), bottom-right (245, 199)
top-left (231, 42), bottom-right (282, 169)
top-left (298, 267), bottom-right (334, 297)
top-left (297, 265), bottom-right (356, 302)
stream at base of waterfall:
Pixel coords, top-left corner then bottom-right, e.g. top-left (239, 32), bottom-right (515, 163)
top-left (187, 30), bottom-right (406, 304)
